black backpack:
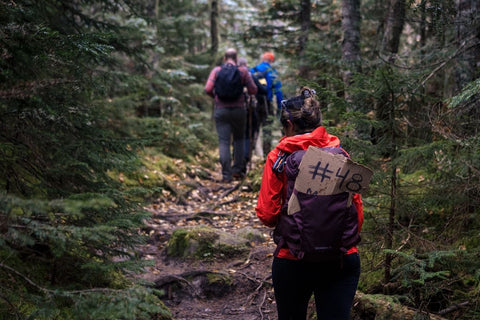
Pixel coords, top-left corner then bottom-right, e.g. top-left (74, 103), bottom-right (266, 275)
top-left (273, 147), bottom-right (361, 262)
top-left (215, 63), bottom-right (243, 102)
top-left (252, 66), bottom-right (268, 96)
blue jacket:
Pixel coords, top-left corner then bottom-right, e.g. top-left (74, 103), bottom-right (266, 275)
top-left (251, 62), bottom-right (283, 110)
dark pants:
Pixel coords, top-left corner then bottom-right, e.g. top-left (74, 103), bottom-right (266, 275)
top-left (242, 102), bottom-right (259, 170)
top-left (214, 106), bottom-right (246, 181)
top-left (272, 254), bottom-right (360, 320)
top-left (256, 96), bottom-right (273, 155)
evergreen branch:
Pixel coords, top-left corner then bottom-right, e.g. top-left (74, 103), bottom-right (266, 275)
top-left (0, 292), bottom-right (21, 319)
top-left (0, 262), bottom-right (128, 295)
top-left (0, 262), bottom-right (50, 294)
top-left (416, 35), bottom-right (479, 92)
top-left (0, 79), bottom-right (78, 99)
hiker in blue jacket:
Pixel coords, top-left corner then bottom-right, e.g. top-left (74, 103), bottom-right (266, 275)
top-left (251, 52), bottom-right (283, 156)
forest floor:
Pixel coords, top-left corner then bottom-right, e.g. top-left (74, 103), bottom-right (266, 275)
top-left (137, 157), bottom-right (281, 320)
top-left (135, 156), bottom-right (453, 320)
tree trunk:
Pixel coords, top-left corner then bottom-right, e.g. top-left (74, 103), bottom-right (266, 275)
top-left (155, 0), bottom-right (159, 19)
top-left (298, 0), bottom-right (311, 78)
top-left (379, 1), bottom-right (405, 285)
top-left (210, 0), bottom-right (219, 54)
top-left (341, 0), bottom-right (361, 111)
top-left (419, 0), bottom-right (426, 50)
top-left (454, 0), bottom-right (480, 91)
top-left (384, 161), bottom-right (397, 285)
top-left (382, 0), bottom-right (406, 61)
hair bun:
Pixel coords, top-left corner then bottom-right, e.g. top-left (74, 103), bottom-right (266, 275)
top-left (280, 86), bottom-right (322, 133)
top-left (301, 87), bottom-right (316, 98)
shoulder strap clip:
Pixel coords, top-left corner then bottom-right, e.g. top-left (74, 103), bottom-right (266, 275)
top-left (272, 151), bottom-right (290, 174)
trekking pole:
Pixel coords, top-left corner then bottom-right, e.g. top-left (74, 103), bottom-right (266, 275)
top-left (250, 117), bottom-right (259, 169)
top-left (247, 96), bottom-right (254, 171)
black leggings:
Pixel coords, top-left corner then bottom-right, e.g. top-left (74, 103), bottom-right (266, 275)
top-left (272, 254), bottom-right (360, 320)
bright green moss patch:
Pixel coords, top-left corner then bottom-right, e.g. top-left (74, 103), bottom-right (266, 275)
top-left (166, 226), bottom-right (250, 260)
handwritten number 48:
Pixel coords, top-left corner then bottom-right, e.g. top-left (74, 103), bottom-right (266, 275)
top-left (336, 168), bottom-right (362, 192)
top-left (308, 161), bottom-right (363, 193)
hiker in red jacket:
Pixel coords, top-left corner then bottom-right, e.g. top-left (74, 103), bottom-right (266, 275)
top-left (256, 87), bottom-right (364, 320)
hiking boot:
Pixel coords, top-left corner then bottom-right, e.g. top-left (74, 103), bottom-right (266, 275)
top-left (232, 172), bottom-right (245, 181)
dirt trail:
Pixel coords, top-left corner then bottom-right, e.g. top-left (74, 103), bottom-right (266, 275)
top-left (135, 160), bottom-right (449, 320)
top-left (138, 162), bottom-right (280, 320)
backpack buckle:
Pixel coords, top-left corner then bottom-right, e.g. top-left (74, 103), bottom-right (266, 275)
top-left (272, 151), bottom-right (289, 173)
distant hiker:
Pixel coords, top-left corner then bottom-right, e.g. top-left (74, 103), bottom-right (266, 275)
top-left (255, 87), bottom-right (364, 320)
top-left (251, 52), bottom-right (283, 156)
top-left (205, 48), bottom-right (257, 182)
top-left (238, 57), bottom-right (259, 174)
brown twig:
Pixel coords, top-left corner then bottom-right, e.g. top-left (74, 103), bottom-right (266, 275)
top-left (258, 288), bottom-right (267, 320)
top-left (219, 181), bottom-right (242, 198)
top-left (151, 210), bottom-right (233, 225)
top-left (244, 274), bottom-right (273, 306)
top-left (437, 301), bottom-right (470, 316)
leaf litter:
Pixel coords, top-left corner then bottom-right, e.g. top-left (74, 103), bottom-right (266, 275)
top-left (137, 160), bottom-right (278, 320)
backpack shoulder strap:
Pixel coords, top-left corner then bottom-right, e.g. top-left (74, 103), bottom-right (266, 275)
top-left (272, 151), bottom-right (290, 174)
top-left (253, 65), bottom-right (268, 75)
top-left (216, 64), bottom-right (226, 75)
top-left (322, 146), bottom-right (350, 158)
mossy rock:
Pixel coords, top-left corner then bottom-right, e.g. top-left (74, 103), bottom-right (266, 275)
top-left (204, 272), bottom-right (234, 298)
top-left (154, 270), bottom-right (235, 301)
top-left (234, 227), bottom-right (266, 244)
top-left (352, 292), bottom-right (448, 320)
top-left (166, 226), bottom-right (251, 260)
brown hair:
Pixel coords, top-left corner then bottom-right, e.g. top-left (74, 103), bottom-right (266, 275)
top-left (280, 87), bottom-right (322, 134)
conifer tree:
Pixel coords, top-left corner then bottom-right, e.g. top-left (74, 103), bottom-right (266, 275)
top-left (250, 1), bottom-right (479, 317)
top-left (0, 1), bottom-right (171, 318)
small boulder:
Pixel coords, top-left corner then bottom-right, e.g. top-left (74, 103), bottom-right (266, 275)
top-left (166, 226), bottom-right (252, 260)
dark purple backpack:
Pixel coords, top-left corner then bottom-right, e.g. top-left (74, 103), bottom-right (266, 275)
top-left (273, 147), bottom-right (361, 262)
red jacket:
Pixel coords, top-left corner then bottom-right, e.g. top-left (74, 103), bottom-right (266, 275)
top-left (255, 126), bottom-right (364, 259)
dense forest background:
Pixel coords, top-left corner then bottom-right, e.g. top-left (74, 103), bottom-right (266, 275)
top-left (1, 0), bottom-right (479, 319)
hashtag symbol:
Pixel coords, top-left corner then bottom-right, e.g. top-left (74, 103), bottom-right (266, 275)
top-left (309, 161), bottom-right (333, 182)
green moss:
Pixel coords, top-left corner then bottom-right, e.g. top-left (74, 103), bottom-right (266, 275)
top-left (166, 229), bottom-right (190, 257)
top-left (215, 242), bottom-right (249, 259)
top-left (166, 227), bottom-right (219, 259)
top-left (235, 227), bottom-right (266, 244)
top-left (206, 273), bottom-right (233, 287)
top-left (166, 226), bottom-right (250, 260)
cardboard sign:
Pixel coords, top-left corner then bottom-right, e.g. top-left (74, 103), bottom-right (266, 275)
top-left (288, 146), bottom-right (373, 215)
